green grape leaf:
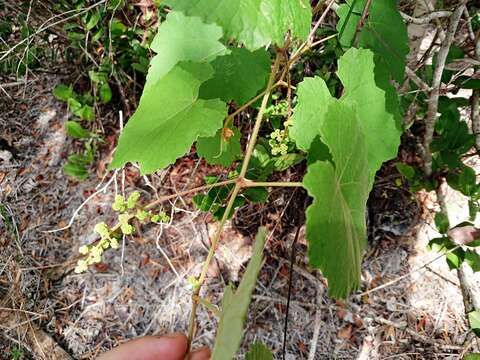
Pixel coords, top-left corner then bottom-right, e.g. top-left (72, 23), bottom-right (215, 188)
top-left (303, 101), bottom-right (369, 298)
top-left (164, 0), bottom-right (312, 50)
top-left (197, 126), bottom-right (242, 166)
top-left (200, 47), bottom-right (270, 104)
top-left (110, 62), bottom-right (227, 174)
top-left (148, 11), bottom-right (228, 83)
top-left (336, 0), bottom-right (409, 82)
top-left (212, 227), bottom-right (267, 360)
top-left (307, 136), bottom-right (332, 165)
top-left (245, 342), bottom-right (274, 360)
top-left (336, 0), bottom-right (363, 48)
top-left (338, 48), bottom-right (401, 188)
top-left (292, 49), bottom-right (400, 190)
top-left (290, 77), bottom-right (333, 151)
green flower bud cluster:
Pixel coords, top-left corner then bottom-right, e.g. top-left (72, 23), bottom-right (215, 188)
top-left (269, 129), bottom-right (290, 156)
top-left (265, 99), bottom-right (288, 117)
top-left (74, 222), bottom-right (120, 273)
top-left (112, 192), bottom-right (170, 225)
top-left (112, 192), bottom-right (140, 213)
top-left (74, 191), bottom-right (170, 273)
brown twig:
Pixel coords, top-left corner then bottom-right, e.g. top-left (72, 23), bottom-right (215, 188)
top-left (400, 10), bottom-right (452, 25)
top-left (370, 315), bottom-right (464, 351)
top-left (352, 0), bottom-right (373, 47)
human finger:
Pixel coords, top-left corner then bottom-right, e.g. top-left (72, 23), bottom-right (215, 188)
top-left (98, 333), bottom-right (188, 360)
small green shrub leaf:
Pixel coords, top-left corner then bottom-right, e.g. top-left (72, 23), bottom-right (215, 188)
top-left (434, 212), bottom-right (450, 234)
top-left (53, 84), bottom-right (74, 101)
top-left (73, 105), bottom-right (95, 121)
top-left (65, 121), bottom-right (91, 139)
top-left (396, 163), bottom-right (415, 180)
top-left (64, 162), bottom-right (88, 180)
top-left (85, 12), bottom-right (101, 30)
top-left (469, 310), bottom-right (480, 336)
top-left (465, 250), bottom-right (480, 272)
top-left (99, 82), bottom-right (112, 104)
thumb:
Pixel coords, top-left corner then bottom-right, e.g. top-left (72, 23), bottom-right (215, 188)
top-left (98, 333), bottom-right (188, 360)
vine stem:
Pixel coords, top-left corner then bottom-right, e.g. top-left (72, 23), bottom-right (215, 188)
top-left (242, 181), bottom-right (303, 188)
top-left (239, 53), bottom-right (282, 178)
top-left (187, 52), bottom-right (282, 346)
top-left (145, 179), bottom-right (237, 210)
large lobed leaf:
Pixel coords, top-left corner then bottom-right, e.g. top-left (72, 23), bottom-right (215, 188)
top-left (148, 11), bottom-right (228, 83)
top-left (200, 47), bottom-right (271, 105)
top-left (336, 0), bottom-right (409, 83)
top-left (289, 77), bottom-right (333, 151)
top-left (294, 48), bottom-right (402, 297)
top-left (110, 12), bottom-right (229, 174)
top-left (110, 62), bottom-right (226, 174)
top-left (164, 0), bottom-right (312, 50)
top-left (291, 48), bottom-right (401, 189)
top-left (338, 48), bottom-right (401, 189)
top-left (303, 102), bottom-right (370, 298)
top-left (211, 228), bottom-right (267, 360)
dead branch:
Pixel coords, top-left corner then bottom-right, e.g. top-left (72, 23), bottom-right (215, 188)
top-left (423, 2), bottom-right (467, 176)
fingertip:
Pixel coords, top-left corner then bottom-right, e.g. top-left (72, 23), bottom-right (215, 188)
top-left (188, 346), bottom-right (211, 360)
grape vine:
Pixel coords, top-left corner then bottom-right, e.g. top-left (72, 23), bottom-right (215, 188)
top-left (68, 0), bottom-right (480, 357)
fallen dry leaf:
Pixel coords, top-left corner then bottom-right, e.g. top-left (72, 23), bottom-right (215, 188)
top-left (448, 225), bottom-right (480, 245)
top-left (337, 324), bottom-right (352, 340)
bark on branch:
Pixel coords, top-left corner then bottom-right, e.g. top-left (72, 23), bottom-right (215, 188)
top-left (423, 2), bottom-right (467, 176)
